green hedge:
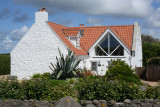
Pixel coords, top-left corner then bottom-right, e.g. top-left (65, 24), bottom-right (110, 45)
top-left (76, 76), bottom-right (160, 102)
top-left (77, 80), bottom-right (144, 102)
top-left (0, 54), bottom-right (10, 75)
top-left (0, 80), bottom-right (76, 100)
top-left (0, 77), bottom-right (159, 101)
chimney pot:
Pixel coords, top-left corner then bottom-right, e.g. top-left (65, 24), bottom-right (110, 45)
top-left (79, 24), bottom-right (81, 27)
top-left (82, 24), bottom-right (84, 27)
top-left (42, 7), bottom-right (46, 11)
top-left (39, 9), bottom-right (42, 12)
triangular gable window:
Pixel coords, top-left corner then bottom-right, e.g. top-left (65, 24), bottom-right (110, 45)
top-left (95, 32), bottom-right (124, 56)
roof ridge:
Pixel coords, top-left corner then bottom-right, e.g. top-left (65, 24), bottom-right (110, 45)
top-left (62, 25), bottom-right (134, 29)
top-left (48, 21), bottom-right (67, 28)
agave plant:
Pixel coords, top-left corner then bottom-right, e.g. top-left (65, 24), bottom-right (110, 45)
top-left (49, 48), bottom-right (81, 80)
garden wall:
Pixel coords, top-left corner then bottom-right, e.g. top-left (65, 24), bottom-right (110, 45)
top-left (1, 96), bottom-right (160, 107)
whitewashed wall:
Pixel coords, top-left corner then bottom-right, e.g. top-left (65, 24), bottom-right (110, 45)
top-left (11, 11), bottom-right (67, 79)
top-left (80, 48), bottom-right (131, 75)
top-left (131, 26), bottom-right (143, 68)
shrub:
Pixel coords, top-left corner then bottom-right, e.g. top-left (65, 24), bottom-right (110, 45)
top-left (21, 80), bottom-right (50, 100)
top-left (145, 85), bottom-right (160, 99)
top-left (105, 59), bottom-right (141, 84)
top-left (0, 80), bottom-right (75, 100)
top-left (31, 73), bottom-right (52, 80)
top-left (0, 80), bottom-right (25, 100)
top-left (77, 79), bottom-right (143, 102)
top-left (50, 48), bottom-right (81, 80)
top-left (78, 67), bottom-right (94, 77)
top-left (147, 57), bottom-right (160, 65)
top-left (0, 54), bottom-right (10, 75)
top-left (45, 85), bottom-right (77, 101)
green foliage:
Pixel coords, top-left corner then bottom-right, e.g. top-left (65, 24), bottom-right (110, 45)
top-left (45, 85), bottom-right (77, 101)
top-left (142, 42), bottom-right (160, 66)
top-left (31, 73), bottom-right (52, 80)
top-left (77, 78), bottom-right (143, 102)
top-left (21, 80), bottom-right (50, 100)
top-left (0, 54), bottom-right (10, 75)
top-left (147, 57), bottom-right (160, 65)
top-left (142, 34), bottom-right (160, 43)
top-left (0, 80), bottom-right (25, 100)
top-left (0, 77), bottom-right (159, 101)
top-left (0, 79), bottom-right (75, 101)
top-left (145, 85), bottom-right (160, 99)
top-left (105, 59), bottom-right (141, 84)
top-left (50, 48), bottom-right (81, 80)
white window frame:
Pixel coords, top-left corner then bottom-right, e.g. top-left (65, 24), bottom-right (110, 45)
top-left (88, 28), bottom-right (130, 54)
top-left (95, 32), bottom-right (124, 56)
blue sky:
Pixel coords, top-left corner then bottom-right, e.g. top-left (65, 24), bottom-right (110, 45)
top-left (0, 0), bottom-right (160, 54)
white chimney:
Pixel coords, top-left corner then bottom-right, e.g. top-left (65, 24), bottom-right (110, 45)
top-left (35, 8), bottom-right (48, 24)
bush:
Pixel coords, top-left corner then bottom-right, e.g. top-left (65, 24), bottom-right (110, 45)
top-left (145, 85), bottom-right (160, 99)
top-left (147, 57), bottom-right (160, 65)
top-left (105, 59), bottom-right (141, 84)
top-left (0, 54), bottom-right (10, 75)
top-left (0, 79), bottom-right (76, 101)
top-left (31, 73), bottom-right (52, 80)
top-left (0, 80), bottom-right (25, 100)
top-left (45, 85), bottom-right (77, 101)
top-left (77, 79), bottom-right (143, 102)
top-left (77, 67), bottom-right (94, 77)
top-left (21, 80), bottom-right (50, 100)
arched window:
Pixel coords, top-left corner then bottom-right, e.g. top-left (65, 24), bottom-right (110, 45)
top-left (95, 32), bottom-right (124, 56)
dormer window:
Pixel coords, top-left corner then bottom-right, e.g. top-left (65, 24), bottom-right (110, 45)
top-left (68, 36), bottom-right (80, 48)
top-left (68, 36), bottom-right (78, 46)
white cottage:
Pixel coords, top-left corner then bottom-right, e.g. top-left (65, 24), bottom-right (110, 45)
top-left (11, 8), bottom-right (142, 79)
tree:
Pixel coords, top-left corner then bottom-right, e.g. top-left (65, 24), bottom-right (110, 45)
top-left (142, 34), bottom-right (160, 43)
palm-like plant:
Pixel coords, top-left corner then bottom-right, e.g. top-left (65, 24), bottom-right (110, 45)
top-left (49, 48), bottom-right (81, 80)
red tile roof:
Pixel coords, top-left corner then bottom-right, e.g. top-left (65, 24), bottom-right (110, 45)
top-left (48, 21), bottom-right (134, 55)
top-left (48, 21), bottom-right (87, 55)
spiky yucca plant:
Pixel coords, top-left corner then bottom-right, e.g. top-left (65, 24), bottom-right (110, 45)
top-left (49, 48), bottom-right (81, 80)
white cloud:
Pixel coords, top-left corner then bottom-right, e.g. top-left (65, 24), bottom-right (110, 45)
top-left (0, 30), bottom-right (9, 41)
top-left (142, 28), bottom-right (160, 40)
top-left (87, 18), bottom-right (103, 26)
top-left (0, 26), bottom-right (28, 53)
top-left (13, 0), bottom-right (153, 18)
top-left (144, 7), bottom-right (160, 28)
top-left (11, 26), bottom-right (28, 40)
top-left (1, 37), bottom-right (13, 50)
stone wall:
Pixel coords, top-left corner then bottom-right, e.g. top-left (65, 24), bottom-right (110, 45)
top-left (1, 96), bottom-right (160, 107)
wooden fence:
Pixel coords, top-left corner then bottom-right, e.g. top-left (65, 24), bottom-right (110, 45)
top-left (146, 64), bottom-right (160, 81)
top-left (135, 67), bottom-right (146, 79)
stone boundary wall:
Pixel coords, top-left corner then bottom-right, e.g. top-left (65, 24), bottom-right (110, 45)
top-left (0, 96), bottom-right (160, 107)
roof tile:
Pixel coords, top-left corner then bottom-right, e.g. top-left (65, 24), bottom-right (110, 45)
top-left (48, 21), bottom-right (134, 55)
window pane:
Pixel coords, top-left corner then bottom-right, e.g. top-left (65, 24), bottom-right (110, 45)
top-left (110, 34), bottom-right (120, 53)
top-left (91, 67), bottom-right (97, 71)
top-left (91, 62), bottom-right (97, 66)
top-left (111, 45), bottom-right (124, 56)
top-left (99, 33), bottom-right (109, 53)
top-left (91, 62), bottom-right (97, 71)
top-left (95, 46), bottom-right (107, 56)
